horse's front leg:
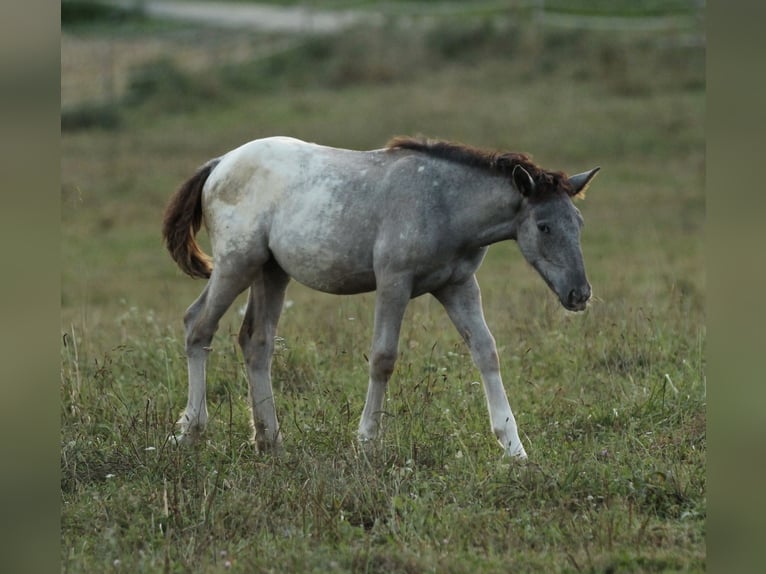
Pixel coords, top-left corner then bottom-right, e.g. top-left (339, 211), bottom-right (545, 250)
top-left (434, 276), bottom-right (527, 459)
top-left (358, 276), bottom-right (412, 443)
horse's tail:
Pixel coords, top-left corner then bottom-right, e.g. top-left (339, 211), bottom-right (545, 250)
top-left (162, 159), bottom-right (220, 279)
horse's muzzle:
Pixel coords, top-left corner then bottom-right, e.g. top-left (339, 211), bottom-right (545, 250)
top-left (564, 284), bottom-right (591, 311)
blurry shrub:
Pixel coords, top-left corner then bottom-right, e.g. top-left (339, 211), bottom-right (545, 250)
top-left (506, 27), bottom-right (706, 96)
top-left (544, 0), bottom-right (700, 17)
top-left (61, 0), bottom-right (145, 27)
top-left (426, 20), bottom-right (519, 63)
top-left (234, 37), bottom-right (335, 92)
top-left (327, 25), bottom-right (426, 86)
top-left (596, 40), bottom-right (651, 97)
top-left (124, 58), bottom-right (224, 113)
top-left (61, 102), bottom-right (121, 131)
top-left (534, 28), bottom-right (590, 76)
top-left (220, 27), bottom-right (424, 93)
top-left (125, 58), bottom-right (190, 105)
top-left (61, 12), bottom-right (704, 127)
top-left (593, 34), bottom-right (705, 97)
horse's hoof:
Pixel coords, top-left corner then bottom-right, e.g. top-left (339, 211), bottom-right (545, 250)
top-left (168, 432), bottom-right (184, 446)
top-left (169, 421), bottom-right (206, 447)
top-left (506, 446), bottom-right (528, 460)
top-left (252, 433), bottom-right (284, 455)
top-left (354, 435), bottom-right (381, 458)
top-left (168, 431), bottom-right (197, 447)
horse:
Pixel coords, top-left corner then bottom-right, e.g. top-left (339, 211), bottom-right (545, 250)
top-left (162, 136), bottom-right (599, 458)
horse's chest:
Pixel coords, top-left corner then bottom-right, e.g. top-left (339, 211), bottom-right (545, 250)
top-left (410, 250), bottom-right (486, 296)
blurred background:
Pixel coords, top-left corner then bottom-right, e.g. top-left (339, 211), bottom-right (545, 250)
top-left (61, 0), bottom-right (705, 328)
top-left (60, 1), bottom-right (706, 571)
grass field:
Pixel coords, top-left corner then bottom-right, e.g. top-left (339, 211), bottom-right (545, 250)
top-left (61, 5), bottom-right (705, 572)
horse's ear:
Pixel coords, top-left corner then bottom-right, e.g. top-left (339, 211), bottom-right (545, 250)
top-left (512, 165), bottom-right (535, 197)
top-left (568, 167), bottom-right (600, 198)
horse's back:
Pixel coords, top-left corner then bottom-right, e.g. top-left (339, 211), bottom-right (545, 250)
top-left (201, 137), bottom-right (387, 292)
top-left (199, 137), bottom-right (490, 295)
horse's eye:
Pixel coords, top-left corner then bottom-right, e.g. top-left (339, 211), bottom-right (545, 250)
top-left (537, 223), bottom-right (551, 234)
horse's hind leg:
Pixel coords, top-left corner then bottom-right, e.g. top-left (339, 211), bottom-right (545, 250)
top-left (176, 268), bottom-right (254, 443)
top-left (238, 260), bottom-right (290, 452)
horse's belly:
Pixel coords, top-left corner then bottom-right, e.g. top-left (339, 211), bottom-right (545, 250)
top-left (271, 241), bottom-right (377, 295)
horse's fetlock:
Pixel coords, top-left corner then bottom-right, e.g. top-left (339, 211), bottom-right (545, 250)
top-left (358, 420), bottom-right (380, 442)
top-left (252, 425), bottom-right (283, 454)
top-left (177, 409), bottom-right (207, 432)
top-left (172, 414), bottom-right (207, 446)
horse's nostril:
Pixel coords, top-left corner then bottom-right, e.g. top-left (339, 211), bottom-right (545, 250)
top-left (568, 287), bottom-right (590, 307)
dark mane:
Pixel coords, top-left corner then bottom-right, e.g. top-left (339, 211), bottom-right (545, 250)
top-left (386, 136), bottom-right (574, 197)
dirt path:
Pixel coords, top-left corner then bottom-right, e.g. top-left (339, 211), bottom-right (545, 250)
top-left (112, 0), bottom-right (701, 33)
top-left (112, 0), bottom-right (371, 33)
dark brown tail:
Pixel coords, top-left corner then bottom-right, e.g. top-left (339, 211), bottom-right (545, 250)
top-left (162, 159), bottom-right (220, 279)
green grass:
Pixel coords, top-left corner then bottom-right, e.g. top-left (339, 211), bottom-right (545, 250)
top-left (61, 15), bottom-right (705, 573)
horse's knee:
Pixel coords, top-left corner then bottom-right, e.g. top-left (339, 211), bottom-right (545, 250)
top-left (370, 349), bottom-right (397, 380)
top-left (471, 338), bottom-right (499, 371)
top-left (479, 348), bottom-right (499, 369)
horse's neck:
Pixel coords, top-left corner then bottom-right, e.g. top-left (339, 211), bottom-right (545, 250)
top-left (450, 175), bottom-right (523, 248)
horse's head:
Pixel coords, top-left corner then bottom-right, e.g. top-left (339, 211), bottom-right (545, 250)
top-left (511, 165), bottom-right (600, 312)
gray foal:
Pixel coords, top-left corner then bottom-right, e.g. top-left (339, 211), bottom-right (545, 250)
top-left (163, 136), bottom-right (599, 458)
